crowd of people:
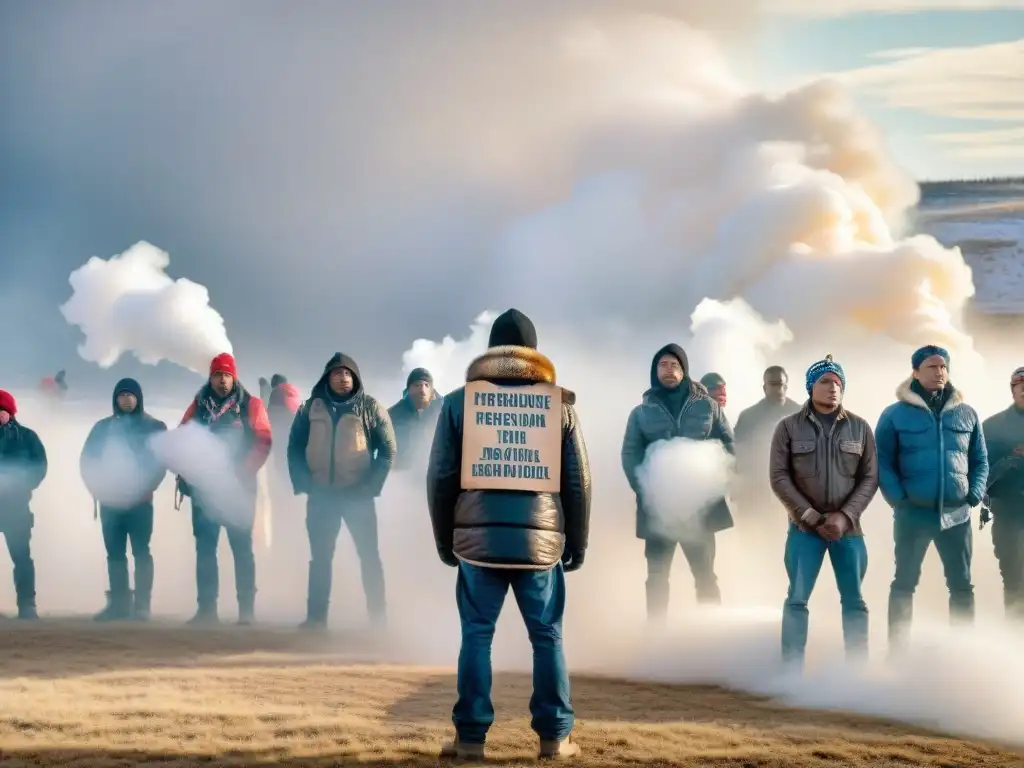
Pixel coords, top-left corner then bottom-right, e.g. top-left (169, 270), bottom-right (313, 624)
top-left (1, 308), bottom-right (1023, 760)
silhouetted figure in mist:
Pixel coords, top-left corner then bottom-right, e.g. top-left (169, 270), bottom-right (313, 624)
top-left (621, 344), bottom-right (734, 619)
top-left (39, 369), bottom-right (68, 399)
top-left (981, 366), bottom-right (1024, 620)
top-left (287, 354), bottom-right (396, 630)
top-left (700, 372), bottom-right (727, 409)
top-left (178, 353), bottom-right (272, 626)
top-left (769, 355), bottom-right (878, 669)
top-left (427, 308), bottom-right (591, 761)
top-left (0, 390), bottom-right (47, 619)
top-left (80, 378), bottom-right (167, 622)
top-left (733, 366), bottom-right (802, 521)
top-left (266, 373), bottom-right (301, 498)
top-left (388, 367), bottom-right (442, 472)
top-left (876, 345), bottom-right (988, 652)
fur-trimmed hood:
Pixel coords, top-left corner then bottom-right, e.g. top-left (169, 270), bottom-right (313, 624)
top-left (895, 377), bottom-right (964, 413)
top-left (466, 345), bottom-right (575, 405)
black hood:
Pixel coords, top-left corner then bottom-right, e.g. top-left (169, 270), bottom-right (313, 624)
top-left (650, 344), bottom-right (689, 390)
top-left (315, 353), bottom-right (363, 397)
top-left (270, 373), bottom-right (287, 388)
top-left (488, 308), bottom-right (538, 349)
top-left (112, 377), bottom-right (144, 415)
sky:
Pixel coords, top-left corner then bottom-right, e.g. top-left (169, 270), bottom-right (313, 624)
top-left (0, 1), bottom-right (1021, 392)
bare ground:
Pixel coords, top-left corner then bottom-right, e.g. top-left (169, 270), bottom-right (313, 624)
top-left (0, 619), bottom-right (1020, 767)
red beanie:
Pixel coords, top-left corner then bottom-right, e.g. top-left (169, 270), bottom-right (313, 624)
top-left (0, 389), bottom-right (16, 417)
top-left (209, 353), bottom-right (238, 379)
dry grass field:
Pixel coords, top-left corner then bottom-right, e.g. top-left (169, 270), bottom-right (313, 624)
top-left (0, 620), bottom-right (1020, 767)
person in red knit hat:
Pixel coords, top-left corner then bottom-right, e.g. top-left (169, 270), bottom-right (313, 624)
top-left (0, 389), bottom-right (47, 619)
top-left (177, 353), bottom-right (272, 626)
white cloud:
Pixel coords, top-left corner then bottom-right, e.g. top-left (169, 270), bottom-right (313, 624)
top-left (831, 40), bottom-right (1024, 121)
top-left (769, 0), bottom-right (1024, 16)
top-left (866, 47), bottom-right (935, 60)
top-left (928, 126), bottom-right (1024, 144)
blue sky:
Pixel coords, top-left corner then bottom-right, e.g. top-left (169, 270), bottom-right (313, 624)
top-left (747, 7), bottom-right (1024, 179)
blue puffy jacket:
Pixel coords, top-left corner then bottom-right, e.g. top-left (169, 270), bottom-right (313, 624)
top-left (875, 378), bottom-right (988, 530)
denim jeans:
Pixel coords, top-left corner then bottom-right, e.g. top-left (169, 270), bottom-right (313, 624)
top-left (0, 508), bottom-right (34, 610)
top-left (888, 509), bottom-right (973, 648)
top-left (781, 524), bottom-right (868, 666)
top-left (305, 490), bottom-right (386, 623)
top-left (100, 503), bottom-right (154, 605)
top-left (192, 503), bottom-right (256, 610)
top-left (644, 532), bottom-right (721, 619)
top-left (453, 561), bottom-right (574, 744)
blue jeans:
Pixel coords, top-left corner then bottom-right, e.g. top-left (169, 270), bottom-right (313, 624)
top-left (781, 524), bottom-right (868, 666)
top-left (454, 562), bottom-right (574, 744)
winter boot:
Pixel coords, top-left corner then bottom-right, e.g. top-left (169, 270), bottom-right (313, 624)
top-left (439, 735), bottom-right (485, 760)
top-left (94, 560), bottom-right (133, 621)
top-left (186, 601), bottom-right (219, 626)
top-left (132, 555), bottom-right (154, 621)
top-left (539, 735), bottom-right (581, 760)
top-left (236, 592), bottom-right (256, 626)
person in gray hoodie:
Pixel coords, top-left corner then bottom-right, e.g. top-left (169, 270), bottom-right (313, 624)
top-left (80, 378), bottom-right (168, 621)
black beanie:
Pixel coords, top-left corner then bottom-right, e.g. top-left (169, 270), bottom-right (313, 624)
top-left (270, 373), bottom-right (287, 388)
top-left (488, 308), bottom-right (538, 349)
top-left (700, 372), bottom-right (725, 389)
top-left (406, 367), bottom-right (433, 388)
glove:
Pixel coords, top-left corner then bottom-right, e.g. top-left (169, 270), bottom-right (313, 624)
top-left (561, 548), bottom-right (585, 573)
top-left (980, 495), bottom-right (992, 529)
top-left (438, 547), bottom-right (458, 568)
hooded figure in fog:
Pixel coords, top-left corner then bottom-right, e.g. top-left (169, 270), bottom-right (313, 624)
top-left (287, 353), bottom-right (396, 630)
top-left (265, 373), bottom-right (302, 497)
top-left (875, 345), bottom-right (988, 651)
top-left (389, 367), bottom-right (443, 472)
top-left (178, 353), bottom-right (273, 626)
top-left (426, 308), bottom-right (592, 761)
top-left (0, 390), bottom-right (47, 619)
top-left (80, 378), bottom-right (168, 622)
top-left (980, 366), bottom-right (1024, 620)
top-left (621, 344), bottom-right (735, 619)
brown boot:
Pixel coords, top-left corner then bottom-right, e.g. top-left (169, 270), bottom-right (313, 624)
top-left (539, 735), bottom-right (581, 760)
top-left (439, 735), bottom-right (485, 760)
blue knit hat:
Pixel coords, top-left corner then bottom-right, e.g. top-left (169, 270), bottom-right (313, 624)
top-left (911, 345), bottom-right (950, 371)
top-left (806, 354), bottom-right (846, 395)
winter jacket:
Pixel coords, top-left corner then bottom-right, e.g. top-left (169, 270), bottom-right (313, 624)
top-left (0, 417), bottom-right (47, 511)
top-left (982, 406), bottom-right (1024, 515)
top-left (621, 346), bottom-right (735, 540)
top-left (427, 345), bottom-right (592, 569)
top-left (80, 378), bottom-right (168, 508)
top-left (388, 392), bottom-right (442, 471)
top-left (768, 403), bottom-right (878, 535)
top-left (180, 380), bottom-right (273, 481)
top-left (287, 353), bottom-right (396, 496)
top-left (875, 378), bottom-right (989, 530)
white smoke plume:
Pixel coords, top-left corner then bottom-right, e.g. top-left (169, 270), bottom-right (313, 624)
top-left (80, 437), bottom-right (162, 511)
top-left (634, 437), bottom-right (734, 541)
top-left (59, 240), bottom-right (233, 375)
top-left (401, 311), bottom-right (496, 395)
top-left (148, 422), bottom-right (253, 530)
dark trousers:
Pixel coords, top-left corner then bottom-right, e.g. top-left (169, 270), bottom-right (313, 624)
top-left (782, 524), bottom-right (868, 666)
top-left (305, 490), bottom-right (386, 623)
top-left (0, 509), bottom-right (34, 611)
top-left (888, 511), bottom-right (973, 648)
top-left (100, 503), bottom-right (154, 608)
top-left (992, 511), bottom-right (1024, 620)
top-left (192, 503), bottom-right (256, 611)
top-left (644, 533), bottom-right (721, 620)
top-left (454, 561), bottom-right (574, 744)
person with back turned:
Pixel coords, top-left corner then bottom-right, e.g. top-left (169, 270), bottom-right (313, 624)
top-left (80, 378), bottom-right (168, 622)
top-left (875, 345), bottom-right (988, 652)
top-left (287, 353), bottom-right (397, 630)
top-left (769, 355), bottom-right (878, 669)
top-left (427, 308), bottom-right (592, 761)
top-left (0, 390), bottom-right (46, 619)
top-left (621, 344), bottom-right (735, 619)
top-left (178, 353), bottom-right (273, 626)
top-left (980, 366), bottom-right (1024, 620)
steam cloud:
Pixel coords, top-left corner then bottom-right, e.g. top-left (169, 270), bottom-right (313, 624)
top-left (60, 241), bottom-right (233, 376)
top-left (80, 438), bottom-right (163, 510)
top-left (635, 438), bottom-right (734, 541)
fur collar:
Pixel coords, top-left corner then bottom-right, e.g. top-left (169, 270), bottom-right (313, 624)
top-left (466, 346), bottom-right (575, 405)
top-left (895, 376), bottom-right (964, 413)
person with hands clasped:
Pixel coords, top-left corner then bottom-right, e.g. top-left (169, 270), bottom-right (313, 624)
top-left (769, 355), bottom-right (879, 670)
